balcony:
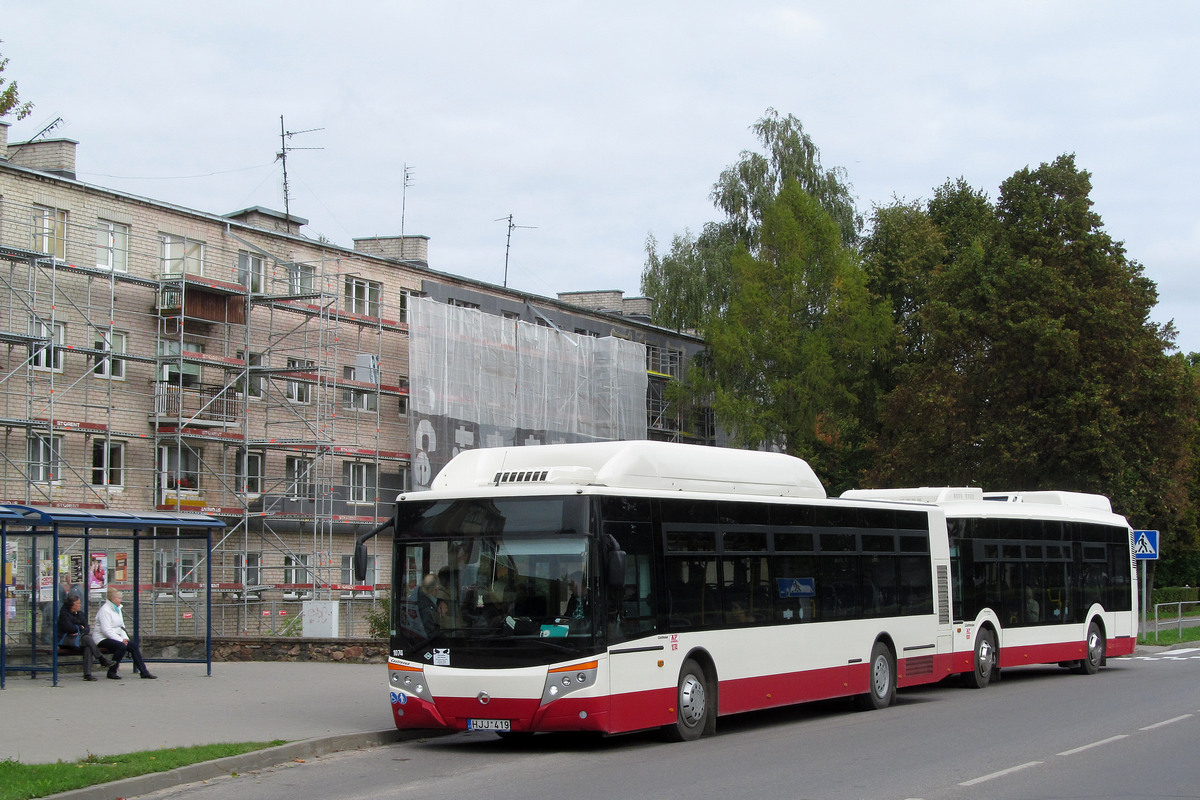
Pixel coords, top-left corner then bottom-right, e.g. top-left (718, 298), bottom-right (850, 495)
top-left (153, 383), bottom-right (240, 427)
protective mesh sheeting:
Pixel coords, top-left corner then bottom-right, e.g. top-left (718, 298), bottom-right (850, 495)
top-left (408, 297), bottom-right (647, 488)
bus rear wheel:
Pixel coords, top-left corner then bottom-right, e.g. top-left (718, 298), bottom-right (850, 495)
top-left (1075, 620), bottom-right (1104, 675)
top-left (965, 628), bottom-right (996, 689)
top-left (662, 659), bottom-right (709, 742)
top-left (855, 641), bottom-right (896, 711)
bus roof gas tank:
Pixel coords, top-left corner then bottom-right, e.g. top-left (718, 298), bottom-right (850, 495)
top-left (431, 441), bottom-right (826, 499)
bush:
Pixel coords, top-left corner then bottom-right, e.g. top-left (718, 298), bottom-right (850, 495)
top-left (364, 598), bottom-right (391, 640)
top-left (1152, 586), bottom-right (1199, 606)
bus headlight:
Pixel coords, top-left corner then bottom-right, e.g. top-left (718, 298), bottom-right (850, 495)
top-left (541, 660), bottom-right (598, 705)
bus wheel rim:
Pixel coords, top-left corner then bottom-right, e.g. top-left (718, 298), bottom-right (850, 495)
top-left (872, 654), bottom-right (890, 697)
top-left (679, 674), bottom-right (706, 726)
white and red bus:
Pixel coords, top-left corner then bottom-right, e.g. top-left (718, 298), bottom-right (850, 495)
top-left (355, 442), bottom-right (1136, 741)
top-left (843, 487), bottom-right (1138, 687)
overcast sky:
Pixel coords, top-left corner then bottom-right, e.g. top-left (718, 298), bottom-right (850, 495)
top-left (5, 2), bottom-right (1198, 351)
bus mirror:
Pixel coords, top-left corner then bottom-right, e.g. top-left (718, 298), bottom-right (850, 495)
top-left (607, 549), bottom-right (627, 588)
top-left (353, 543), bottom-right (369, 583)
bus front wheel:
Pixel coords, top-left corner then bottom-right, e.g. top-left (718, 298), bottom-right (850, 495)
top-left (1075, 620), bottom-right (1104, 675)
top-left (855, 641), bottom-right (896, 711)
top-left (965, 628), bottom-right (996, 689)
top-left (662, 659), bottom-right (709, 742)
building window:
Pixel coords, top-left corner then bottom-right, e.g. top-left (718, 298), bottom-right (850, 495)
top-left (342, 365), bottom-right (378, 412)
top-left (30, 319), bottom-right (64, 372)
top-left (502, 310), bottom-right (521, 321)
top-left (93, 329), bottom-right (127, 379)
top-left (286, 358), bottom-right (314, 404)
top-left (95, 220), bottom-right (129, 272)
top-left (345, 276), bottom-right (381, 316)
top-left (235, 552), bottom-right (262, 587)
top-left (158, 339), bottom-right (202, 386)
top-left (91, 440), bottom-right (124, 487)
top-left (340, 554), bottom-right (376, 586)
top-left (289, 262), bottom-right (314, 293)
top-left (285, 456), bottom-right (313, 498)
top-left (235, 351), bottom-right (264, 399)
top-left (237, 251), bottom-right (265, 292)
top-left (448, 298), bottom-right (480, 310)
top-left (236, 450), bottom-right (263, 495)
top-left (32, 205), bottom-right (68, 259)
top-left (344, 461), bottom-right (376, 503)
top-left (160, 233), bottom-right (204, 276)
top-left (158, 444), bottom-right (201, 493)
top-left (28, 434), bottom-right (63, 483)
top-left (283, 554), bottom-right (311, 585)
top-left (154, 548), bottom-right (202, 586)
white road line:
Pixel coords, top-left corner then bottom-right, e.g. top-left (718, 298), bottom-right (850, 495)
top-left (1057, 735), bottom-right (1129, 756)
top-left (959, 762), bottom-right (1043, 786)
top-left (1139, 714), bottom-right (1193, 731)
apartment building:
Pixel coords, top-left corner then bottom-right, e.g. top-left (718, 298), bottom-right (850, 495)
top-left (0, 122), bottom-right (710, 637)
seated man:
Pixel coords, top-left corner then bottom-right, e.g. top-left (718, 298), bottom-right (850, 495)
top-left (58, 593), bottom-right (111, 681)
top-left (95, 586), bottom-right (156, 680)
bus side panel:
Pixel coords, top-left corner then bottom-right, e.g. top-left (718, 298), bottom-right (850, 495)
top-left (997, 639), bottom-right (1087, 668)
top-left (608, 686), bottom-right (678, 733)
top-left (1107, 636), bottom-right (1135, 657)
top-left (718, 663), bottom-right (869, 716)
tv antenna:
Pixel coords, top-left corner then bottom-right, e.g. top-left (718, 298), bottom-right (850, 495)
top-left (400, 164), bottom-right (414, 240)
top-left (276, 115), bottom-right (324, 224)
top-left (495, 214), bottom-right (537, 288)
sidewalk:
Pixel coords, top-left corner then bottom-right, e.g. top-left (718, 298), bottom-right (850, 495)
top-left (0, 661), bottom-right (397, 764)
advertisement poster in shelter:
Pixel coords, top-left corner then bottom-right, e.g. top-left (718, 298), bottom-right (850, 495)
top-left (88, 553), bottom-right (107, 590)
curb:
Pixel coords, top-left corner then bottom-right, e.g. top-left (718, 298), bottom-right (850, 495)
top-left (43, 730), bottom-right (411, 800)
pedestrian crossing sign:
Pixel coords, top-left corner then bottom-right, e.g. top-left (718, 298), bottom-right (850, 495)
top-left (1134, 530), bottom-right (1159, 560)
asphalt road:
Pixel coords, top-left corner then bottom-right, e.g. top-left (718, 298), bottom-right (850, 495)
top-left (138, 649), bottom-right (1200, 800)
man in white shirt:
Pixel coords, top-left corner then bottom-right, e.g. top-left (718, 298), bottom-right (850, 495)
top-left (95, 586), bottom-right (156, 680)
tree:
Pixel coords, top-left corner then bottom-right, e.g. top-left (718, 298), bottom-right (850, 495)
top-left (0, 42), bottom-right (33, 121)
top-left (642, 109), bottom-right (859, 333)
top-left (865, 156), bottom-right (1198, 549)
top-left (683, 181), bottom-right (892, 490)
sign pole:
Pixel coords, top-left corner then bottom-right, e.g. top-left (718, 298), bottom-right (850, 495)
top-left (1140, 560), bottom-right (1146, 639)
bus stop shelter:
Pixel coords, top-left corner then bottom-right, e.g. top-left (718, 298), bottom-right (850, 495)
top-left (1, 506), bottom-right (225, 688)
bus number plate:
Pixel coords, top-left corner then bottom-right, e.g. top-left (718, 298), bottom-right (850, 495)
top-left (468, 719), bottom-right (511, 732)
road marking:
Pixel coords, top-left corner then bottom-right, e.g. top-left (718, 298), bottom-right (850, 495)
top-left (1139, 714), bottom-right (1193, 731)
top-left (959, 762), bottom-right (1043, 786)
top-left (1056, 735), bottom-right (1129, 756)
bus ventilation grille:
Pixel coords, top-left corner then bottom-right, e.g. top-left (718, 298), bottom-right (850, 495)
top-left (493, 470), bottom-right (550, 485)
top-left (906, 655), bottom-right (935, 676)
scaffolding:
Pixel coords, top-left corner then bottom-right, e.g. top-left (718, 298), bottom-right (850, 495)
top-left (0, 200), bottom-right (412, 636)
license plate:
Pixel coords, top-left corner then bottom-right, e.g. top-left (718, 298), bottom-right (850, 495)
top-left (467, 718), bottom-right (511, 731)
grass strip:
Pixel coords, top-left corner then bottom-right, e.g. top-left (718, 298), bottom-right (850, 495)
top-left (0, 740), bottom-right (287, 800)
top-left (1138, 626), bottom-right (1200, 647)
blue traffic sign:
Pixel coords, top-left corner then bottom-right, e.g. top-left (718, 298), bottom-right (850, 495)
top-left (1134, 530), bottom-right (1159, 560)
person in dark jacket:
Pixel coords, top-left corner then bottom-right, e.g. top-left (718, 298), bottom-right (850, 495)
top-left (57, 594), bottom-right (110, 681)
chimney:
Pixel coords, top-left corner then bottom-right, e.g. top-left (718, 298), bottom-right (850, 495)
top-left (8, 137), bottom-right (78, 180)
top-left (353, 235), bottom-right (430, 267)
top-left (0, 122), bottom-right (9, 160)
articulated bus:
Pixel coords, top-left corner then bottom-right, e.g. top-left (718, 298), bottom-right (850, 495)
top-left (355, 442), bottom-right (1136, 741)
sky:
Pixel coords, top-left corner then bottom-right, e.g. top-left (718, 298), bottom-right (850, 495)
top-left (4, 2), bottom-right (1198, 351)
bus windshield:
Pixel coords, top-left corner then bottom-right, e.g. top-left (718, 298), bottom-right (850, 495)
top-left (391, 497), bottom-right (597, 665)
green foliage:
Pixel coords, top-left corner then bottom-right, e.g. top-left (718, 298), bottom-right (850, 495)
top-left (0, 741), bottom-right (286, 800)
top-left (683, 182), bottom-right (893, 490)
top-left (864, 156), bottom-right (1199, 547)
top-left (0, 42), bottom-right (33, 121)
top-left (1156, 549), bottom-right (1200, 589)
top-left (640, 225), bottom-right (736, 333)
top-left (365, 597), bottom-right (391, 639)
top-left (642, 108), bottom-right (861, 333)
top-left (1152, 586), bottom-right (1199, 606)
